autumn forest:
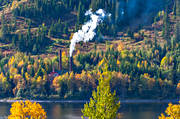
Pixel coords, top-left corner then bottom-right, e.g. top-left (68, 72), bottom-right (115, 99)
top-left (0, 0), bottom-right (179, 118)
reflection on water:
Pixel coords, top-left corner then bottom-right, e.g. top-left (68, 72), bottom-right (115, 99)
top-left (0, 102), bottom-right (170, 119)
top-left (44, 103), bottom-right (83, 119)
top-left (0, 103), bottom-right (10, 119)
top-left (119, 103), bottom-right (168, 119)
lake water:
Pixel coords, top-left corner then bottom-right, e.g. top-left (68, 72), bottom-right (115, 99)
top-left (0, 101), bottom-right (175, 119)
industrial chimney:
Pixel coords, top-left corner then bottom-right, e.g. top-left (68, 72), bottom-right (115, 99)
top-left (59, 49), bottom-right (62, 71)
top-left (69, 56), bottom-right (73, 72)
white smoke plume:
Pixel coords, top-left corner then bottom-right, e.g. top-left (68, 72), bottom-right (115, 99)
top-left (69, 9), bottom-right (110, 57)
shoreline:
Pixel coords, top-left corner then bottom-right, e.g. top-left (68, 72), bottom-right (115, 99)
top-left (0, 99), bottom-right (179, 103)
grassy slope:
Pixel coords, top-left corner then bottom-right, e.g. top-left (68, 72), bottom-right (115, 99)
top-left (0, 0), bottom-right (177, 58)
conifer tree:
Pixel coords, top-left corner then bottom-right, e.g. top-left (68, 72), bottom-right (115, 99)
top-left (176, 0), bottom-right (180, 16)
top-left (175, 22), bottom-right (180, 45)
top-left (163, 8), bottom-right (170, 44)
top-left (173, 1), bottom-right (176, 16)
top-left (77, 1), bottom-right (84, 25)
top-left (0, 12), bottom-right (7, 40)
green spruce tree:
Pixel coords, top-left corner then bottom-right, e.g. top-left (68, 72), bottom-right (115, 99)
top-left (0, 12), bottom-right (7, 40)
top-left (163, 8), bottom-right (170, 45)
top-left (176, 0), bottom-right (180, 16)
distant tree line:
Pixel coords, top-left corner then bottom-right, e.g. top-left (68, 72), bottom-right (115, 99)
top-left (0, 31), bottom-right (179, 99)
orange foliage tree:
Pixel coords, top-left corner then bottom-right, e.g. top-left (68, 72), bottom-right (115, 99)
top-left (8, 100), bottom-right (47, 119)
top-left (158, 102), bottom-right (180, 119)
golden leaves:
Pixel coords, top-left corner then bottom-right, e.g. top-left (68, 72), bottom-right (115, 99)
top-left (0, 72), bottom-right (6, 83)
top-left (10, 67), bottom-right (18, 75)
top-left (14, 74), bottom-right (23, 81)
top-left (98, 58), bottom-right (105, 67)
top-left (8, 56), bottom-right (15, 67)
top-left (160, 56), bottom-right (168, 67)
top-left (18, 60), bottom-right (24, 68)
top-left (176, 81), bottom-right (180, 95)
top-left (137, 60), bottom-right (148, 69)
top-left (69, 33), bottom-right (74, 40)
top-left (158, 10), bottom-right (165, 17)
top-left (121, 50), bottom-right (128, 58)
top-left (36, 76), bottom-right (43, 84)
top-left (158, 102), bottom-right (180, 119)
top-left (61, 51), bottom-right (68, 69)
top-left (75, 74), bottom-right (81, 80)
top-left (117, 60), bottom-right (120, 65)
top-left (8, 100), bottom-right (47, 119)
top-left (117, 42), bottom-right (124, 52)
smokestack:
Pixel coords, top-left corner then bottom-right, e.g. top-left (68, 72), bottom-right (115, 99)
top-left (59, 49), bottom-right (62, 71)
top-left (69, 56), bottom-right (73, 72)
top-left (69, 9), bottom-right (110, 57)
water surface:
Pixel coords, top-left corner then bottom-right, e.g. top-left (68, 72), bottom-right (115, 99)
top-left (0, 101), bottom-right (173, 119)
